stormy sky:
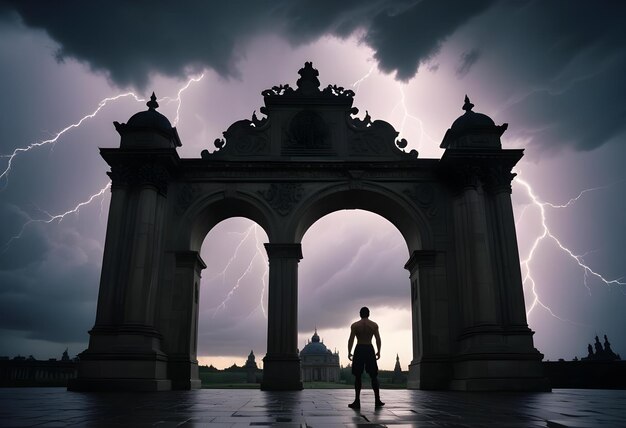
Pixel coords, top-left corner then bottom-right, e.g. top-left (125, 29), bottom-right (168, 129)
top-left (0, 1), bottom-right (625, 370)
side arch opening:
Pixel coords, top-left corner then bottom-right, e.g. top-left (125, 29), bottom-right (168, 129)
top-left (196, 217), bottom-right (269, 380)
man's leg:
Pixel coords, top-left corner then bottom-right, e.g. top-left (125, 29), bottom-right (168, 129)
top-left (349, 374), bottom-right (361, 409)
top-left (371, 375), bottom-right (385, 407)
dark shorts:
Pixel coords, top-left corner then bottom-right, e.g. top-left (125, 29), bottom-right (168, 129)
top-left (352, 344), bottom-right (378, 377)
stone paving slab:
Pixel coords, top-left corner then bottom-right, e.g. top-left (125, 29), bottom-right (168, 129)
top-left (0, 388), bottom-right (625, 427)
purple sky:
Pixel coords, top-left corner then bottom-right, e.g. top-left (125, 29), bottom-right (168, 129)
top-left (0, 1), bottom-right (625, 370)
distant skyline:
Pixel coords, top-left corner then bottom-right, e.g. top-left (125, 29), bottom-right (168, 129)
top-left (1, 1), bottom-right (625, 371)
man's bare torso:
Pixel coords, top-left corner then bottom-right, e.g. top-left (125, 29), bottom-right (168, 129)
top-left (350, 319), bottom-right (379, 345)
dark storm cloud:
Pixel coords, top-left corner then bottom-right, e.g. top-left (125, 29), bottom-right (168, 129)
top-left (456, 48), bottom-right (480, 78)
top-left (480, 1), bottom-right (626, 152)
top-left (0, 225), bottom-right (100, 344)
top-left (364, 1), bottom-right (493, 80)
top-left (5, 1), bottom-right (626, 151)
top-left (0, 0), bottom-right (491, 88)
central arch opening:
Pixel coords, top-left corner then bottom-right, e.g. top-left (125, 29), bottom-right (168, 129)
top-left (298, 209), bottom-right (412, 380)
top-left (197, 217), bottom-right (269, 371)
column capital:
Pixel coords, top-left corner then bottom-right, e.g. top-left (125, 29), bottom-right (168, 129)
top-left (264, 243), bottom-right (303, 260)
top-left (174, 251), bottom-right (207, 274)
top-left (404, 250), bottom-right (437, 273)
top-left (483, 165), bottom-right (516, 194)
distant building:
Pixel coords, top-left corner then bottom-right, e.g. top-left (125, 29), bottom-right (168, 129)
top-left (581, 335), bottom-right (621, 362)
top-left (392, 354), bottom-right (406, 384)
top-left (244, 350), bottom-right (258, 383)
top-left (0, 350), bottom-right (77, 386)
top-left (299, 329), bottom-right (340, 382)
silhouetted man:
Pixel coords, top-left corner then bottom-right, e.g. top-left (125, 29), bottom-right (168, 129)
top-left (347, 306), bottom-right (384, 409)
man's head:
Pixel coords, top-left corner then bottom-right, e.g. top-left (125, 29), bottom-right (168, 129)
top-left (359, 307), bottom-right (370, 319)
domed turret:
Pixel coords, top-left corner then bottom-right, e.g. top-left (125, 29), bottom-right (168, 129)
top-left (440, 95), bottom-right (507, 150)
top-left (127, 93), bottom-right (173, 131)
top-left (114, 92), bottom-right (182, 149)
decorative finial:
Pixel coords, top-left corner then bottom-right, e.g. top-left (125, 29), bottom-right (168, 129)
top-left (462, 94), bottom-right (474, 112)
top-left (147, 92), bottom-right (159, 110)
top-left (296, 62), bottom-right (320, 95)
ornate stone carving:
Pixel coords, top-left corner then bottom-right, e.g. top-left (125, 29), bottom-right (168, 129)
top-left (107, 164), bottom-right (134, 188)
top-left (107, 163), bottom-right (170, 194)
top-left (296, 62), bottom-right (320, 95)
top-left (450, 165), bottom-right (482, 191)
top-left (261, 62), bottom-right (354, 100)
top-left (321, 84), bottom-right (355, 98)
top-left (261, 84), bottom-right (294, 97)
top-left (483, 165), bottom-right (517, 194)
top-left (137, 164), bottom-right (170, 194)
top-left (259, 183), bottom-right (304, 216)
top-left (203, 112), bottom-right (270, 158)
top-left (404, 183), bottom-right (438, 217)
top-left (283, 110), bottom-right (331, 154)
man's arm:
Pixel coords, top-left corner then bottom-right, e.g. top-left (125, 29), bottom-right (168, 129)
top-left (374, 325), bottom-right (382, 360)
top-left (348, 327), bottom-right (356, 361)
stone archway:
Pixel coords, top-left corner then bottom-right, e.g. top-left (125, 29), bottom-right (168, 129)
top-left (69, 63), bottom-right (549, 392)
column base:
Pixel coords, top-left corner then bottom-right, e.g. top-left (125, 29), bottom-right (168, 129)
top-left (451, 357), bottom-right (551, 392)
top-left (261, 354), bottom-right (302, 391)
top-left (169, 357), bottom-right (201, 390)
top-left (407, 358), bottom-right (451, 390)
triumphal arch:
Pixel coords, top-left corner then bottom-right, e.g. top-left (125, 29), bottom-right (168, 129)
top-left (69, 63), bottom-right (548, 391)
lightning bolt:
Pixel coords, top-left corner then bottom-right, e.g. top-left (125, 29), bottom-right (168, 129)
top-left (0, 93), bottom-right (144, 189)
top-left (160, 73), bottom-right (205, 126)
top-left (207, 224), bottom-right (268, 319)
top-left (515, 175), bottom-right (626, 322)
top-left (352, 65), bottom-right (375, 93)
top-left (1, 182), bottom-right (111, 253)
top-left (2, 74), bottom-right (206, 253)
top-left (391, 84), bottom-right (438, 150)
top-left (351, 66), bottom-right (437, 152)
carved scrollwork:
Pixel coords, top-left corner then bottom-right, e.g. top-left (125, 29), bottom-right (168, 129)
top-left (261, 84), bottom-right (294, 97)
top-left (349, 108), bottom-right (372, 129)
top-left (322, 84), bottom-right (355, 98)
top-left (207, 117), bottom-right (270, 157)
top-left (259, 183), bottom-right (304, 216)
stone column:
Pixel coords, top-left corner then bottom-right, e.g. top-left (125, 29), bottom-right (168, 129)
top-left (93, 168), bottom-right (129, 326)
top-left (406, 250), bottom-right (449, 389)
top-left (449, 163), bottom-right (548, 391)
top-left (484, 167), bottom-right (529, 328)
top-left (70, 162), bottom-right (172, 391)
top-left (457, 167), bottom-right (499, 329)
top-left (261, 243), bottom-right (303, 390)
top-left (167, 251), bottom-right (206, 390)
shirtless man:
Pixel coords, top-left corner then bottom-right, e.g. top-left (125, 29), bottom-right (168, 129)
top-left (347, 307), bottom-right (384, 409)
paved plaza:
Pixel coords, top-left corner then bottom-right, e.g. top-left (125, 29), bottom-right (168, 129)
top-left (1, 388), bottom-right (625, 427)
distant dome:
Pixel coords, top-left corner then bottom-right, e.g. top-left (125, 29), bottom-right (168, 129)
top-left (126, 92), bottom-right (172, 131)
top-left (450, 95), bottom-right (495, 132)
top-left (300, 329), bottom-right (333, 356)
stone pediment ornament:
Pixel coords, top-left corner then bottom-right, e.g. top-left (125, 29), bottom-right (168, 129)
top-left (347, 107), bottom-right (417, 158)
top-left (261, 62), bottom-right (355, 100)
top-left (202, 109), bottom-right (270, 159)
top-left (203, 62), bottom-right (417, 159)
